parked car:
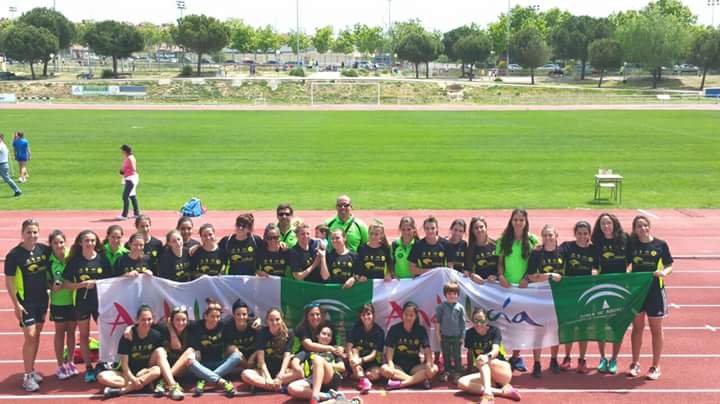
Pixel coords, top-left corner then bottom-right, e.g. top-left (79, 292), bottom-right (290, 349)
top-left (241, 59), bottom-right (255, 65)
top-left (673, 64), bottom-right (699, 74)
top-left (507, 63), bottom-right (522, 71)
top-left (0, 71), bottom-right (17, 80)
top-left (537, 63), bottom-right (560, 71)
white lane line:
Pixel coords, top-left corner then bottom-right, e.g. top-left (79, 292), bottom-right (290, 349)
top-left (670, 303), bottom-right (680, 309)
top-left (637, 209), bottom-right (660, 219)
top-left (0, 331), bottom-right (98, 336)
top-left (707, 325), bottom-right (718, 332)
top-left (667, 286), bottom-right (720, 289)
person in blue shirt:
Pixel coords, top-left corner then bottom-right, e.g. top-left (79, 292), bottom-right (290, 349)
top-left (12, 132), bottom-right (30, 183)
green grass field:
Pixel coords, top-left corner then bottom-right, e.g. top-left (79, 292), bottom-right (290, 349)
top-left (2, 110), bottom-right (718, 210)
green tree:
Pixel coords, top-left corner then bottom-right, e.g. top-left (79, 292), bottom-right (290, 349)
top-left (550, 16), bottom-right (612, 79)
top-left (312, 26), bottom-right (334, 54)
top-left (0, 23), bottom-right (58, 79)
top-left (488, 6), bottom-right (548, 63)
top-left (390, 19), bottom-right (425, 53)
top-left (443, 24), bottom-right (480, 76)
top-left (588, 38), bottom-right (623, 87)
top-left (454, 32), bottom-right (492, 80)
top-left (18, 7), bottom-right (75, 76)
top-left (137, 22), bottom-right (161, 51)
top-left (331, 28), bottom-right (355, 55)
top-left (255, 25), bottom-right (283, 56)
top-left (353, 24), bottom-right (384, 56)
top-left (511, 26), bottom-right (550, 84)
top-left (227, 20), bottom-right (257, 61)
top-left (174, 14), bottom-right (229, 74)
top-left (616, 11), bottom-right (691, 88)
top-left (395, 30), bottom-right (441, 78)
top-left (84, 20), bottom-right (144, 78)
top-left (688, 27), bottom-right (720, 91)
top-left (287, 30), bottom-right (311, 55)
top-left (642, 0), bottom-right (697, 24)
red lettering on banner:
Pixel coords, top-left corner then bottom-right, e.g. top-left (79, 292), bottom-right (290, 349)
top-left (108, 303), bottom-right (134, 335)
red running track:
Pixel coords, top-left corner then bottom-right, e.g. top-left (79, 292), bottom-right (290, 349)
top-left (0, 209), bottom-right (719, 403)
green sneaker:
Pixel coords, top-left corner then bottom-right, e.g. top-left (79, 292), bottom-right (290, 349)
top-left (153, 380), bottom-right (166, 397)
top-left (221, 379), bottom-right (236, 398)
top-left (169, 384), bottom-right (185, 401)
top-left (608, 358), bottom-right (618, 374)
top-left (193, 379), bottom-right (206, 397)
top-left (598, 357), bottom-right (608, 373)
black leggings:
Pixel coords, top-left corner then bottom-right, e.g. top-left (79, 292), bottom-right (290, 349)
top-left (121, 180), bottom-right (140, 217)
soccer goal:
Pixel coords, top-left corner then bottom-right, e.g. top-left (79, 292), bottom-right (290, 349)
top-left (310, 81), bottom-right (381, 106)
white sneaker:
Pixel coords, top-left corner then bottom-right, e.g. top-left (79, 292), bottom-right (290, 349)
top-left (116, 215), bottom-right (128, 221)
top-left (22, 374), bottom-right (39, 392)
top-left (30, 370), bottom-right (43, 383)
top-left (647, 367), bottom-right (661, 380)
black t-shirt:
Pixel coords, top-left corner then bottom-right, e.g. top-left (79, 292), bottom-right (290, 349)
top-left (256, 247), bottom-right (290, 277)
top-left (357, 244), bottom-right (394, 279)
top-left (188, 320), bottom-right (225, 363)
top-left (222, 319), bottom-right (258, 358)
top-left (595, 236), bottom-right (629, 274)
top-left (447, 239), bottom-right (467, 272)
top-left (527, 248), bottom-right (564, 275)
top-left (155, 322), bottom-right (189, 362)
top-left (385, 323), bottom-right (429, 367)
top-left (158, 247), bottom-right (192, 282)
top-left (220, 234), bottom-right (262, 276)
top-left (628, 238), bottom-right (673, 288)
top-left (465, 325), bottom-right (502, 362)
top-left (4, 243), bottom-right (51, 303)
top-left (559, 241), bottom-right (598, 277)
top-left (118, 326), bottom-right (164, 374)
top-left (256, 326), bottom-right (294, 372)
top-left (184, 238), bottom-right (201, 250)
top-left (326, 250), bottom-right (359, 284)
top-left (465, 242), bottom-right (499, 279)
top-left (347, 322), bottom-right (385, 361)
top-left (125, 236), bottom-right (163, 272)
top-left (113, 254), bottom-right (153, 276)
top-left (63, 253), bottom-right (113, 307)
top-left (190, 246), bottom-right (228, 278)
top-left (289, 241), bottom-right (324, 283)
top-left (407, 238), bottom-right (449, 269)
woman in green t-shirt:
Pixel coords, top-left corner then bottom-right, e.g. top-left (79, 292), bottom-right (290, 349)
top-left (496, 209), bottom-right (538, 373)
top-left (391, 216), bottom-right (418, 279)
top-left (48, 230), bottom-right (79, 380)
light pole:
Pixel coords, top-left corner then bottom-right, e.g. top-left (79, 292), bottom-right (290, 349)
top-left (296, 0), bottom-right (300, 65)
top-left (176, 0), bottom-right (186, 19)
top-left (506, 0), bottom-right (511, 70)
top-left (387, 0), bottom-right (392, 67)
top-left (710, 0), bottom-right (720, 27)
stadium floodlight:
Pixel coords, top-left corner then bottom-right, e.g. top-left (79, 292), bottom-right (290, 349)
top-left (176, 0), bottom-right (186, 19)
top-left (710, 0), bottom-right (720, 27)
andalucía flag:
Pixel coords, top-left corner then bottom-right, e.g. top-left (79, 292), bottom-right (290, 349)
top-left (97, 269), bottom-right (653, 361)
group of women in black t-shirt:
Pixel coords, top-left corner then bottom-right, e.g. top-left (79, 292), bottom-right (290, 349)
top-left (4, 209), bottom-right (674, 401)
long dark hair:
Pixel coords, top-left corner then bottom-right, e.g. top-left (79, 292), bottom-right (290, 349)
top-left (466, 216), bottom-right (494, 257)
top-left (401, 301), bottom-right (421, 331)
top-left (103, 225), bottom-right (123, 247)
top-left (499, 209), bottom-right (531, 259)
top-left (630, 215), bottom-right (651, 242)
top-left (66, 229), bottom-right (104, 264)
top-left (266, 307), bottom-right (289, 353)
top-left (591, 213), bottom-right (627, 247)
top-left (298, 304), bottom-right (326, 336)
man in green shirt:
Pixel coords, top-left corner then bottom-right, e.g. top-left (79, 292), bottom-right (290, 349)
top-left (325, 195), bottom-right (368, 252)
top-left (276, 203), bottom-right (297, 248)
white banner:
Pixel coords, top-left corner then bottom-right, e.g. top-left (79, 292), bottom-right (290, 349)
top-left (97, 268), bottom-right (557, 361)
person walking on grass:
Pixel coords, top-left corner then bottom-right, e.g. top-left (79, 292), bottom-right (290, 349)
top-left (117, 144), bottom-right (140, 220)
top-left (0, 133), bottom-right (21, 197)
top-left (12, 131), bottom-right (30, 183)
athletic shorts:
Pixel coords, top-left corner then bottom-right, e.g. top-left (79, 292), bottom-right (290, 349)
top-left (18, 302), bottom-right (47, 328)
top-left (50, 305), bottom-right (78, 322)
top-left (642, 283), bottom-right (668, 318)
top-left (74, 302), bottom-right (99, 322)
top-left (306, 372), bottom-right (342, 392)
top-left (362, 360), bottom-right (382, 371)
top-left (395, 360), bottom-right (419, 375)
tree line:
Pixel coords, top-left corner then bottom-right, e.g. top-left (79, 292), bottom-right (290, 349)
top-left (0, 0), bottom-right (719, 89)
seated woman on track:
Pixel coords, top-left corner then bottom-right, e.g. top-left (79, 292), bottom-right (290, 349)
top-left (221, 299), bottom-right (261, 376)
top-left (346, 304), bottom-right (385, 393)
top-left (242, 307), bottom-right (302, 391)
top-left (381, 301), bottom-right (438, 390)
top-left (98, 305), bottom-right (183, 400)
top-left (457, 308), bottom-right (521, 404)
top-left (288, 325), bottom-right (346, 403)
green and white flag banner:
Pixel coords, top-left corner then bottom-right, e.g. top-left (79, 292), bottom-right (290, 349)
top-left (97, 268), bottom-right (653, 362)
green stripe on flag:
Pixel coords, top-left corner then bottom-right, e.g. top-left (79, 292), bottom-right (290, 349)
top-left (550, 272), bottom-right (653, 344)
top-left (281, 278), bottom-right (373, 349)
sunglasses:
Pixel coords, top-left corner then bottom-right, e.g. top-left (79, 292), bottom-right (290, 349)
top-left (304, 302), bottom-right (320, 310)
top-left (172, 305), bottom-right (188, 314)
top-left (277, 212), bottom-right (292, 217)
top-left (336, 203), bottom-right (351, 208)
top-left (236, 223), bottom-right (247, 228)
top-left (473, 319), bottom-right (489, 325)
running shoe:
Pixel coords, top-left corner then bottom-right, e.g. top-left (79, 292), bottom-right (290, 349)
top-left (221, 380), bottom-right (236, 397)
top-left (549, 358), bottom-right (561, 374)
top-left (532, 362), bottom-right (542, 378)
top-left (386, 380), bottom-right (402, 390)
top-left (13, 191), bottom-right (21, 197)
top-left (56, 365), bottom-right (70, 380)
top-left (608, 358), bottom-right (618, 374)
top-left (30, 370), bottom-right (43, 383)
top-left (628, 363), bottom-right (641, 377)
top-left (116, 215), bottom-right (128, 221)
top-left (597, 357), bottom-right (609, 373)
top-left (647, 367), bottom-right (662, 380)
top-left (193, 379), bottom-right (206, 396)
top-left (422, 379), bottom-right (432, 390)
top-left (168, 384), bottom-right (184, 401)
top-left (500, 385), bottom-right (522, 402)
top-left (328, 389), bottom-right (345, 400)
top-left (510, 356), bottom-right (527, 372)
top-left (22, 373), bottom-right (39, 392)
top-left (67, 362), bottom-right (80, 376)
top-left (83, 368), bottom-right (96, 383)
top-left (560, 356), bottom-right (572, 371)
top-left (103, 387), bottom-right (121, 398)
top-left (577, 358), bottom-right (589, 374)
top-left (480, 393), bottom-right (495, 404)
top-left (357, 377), bottom-right (372, 393)
top-left (153, 380), bottom-right (166, 397)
